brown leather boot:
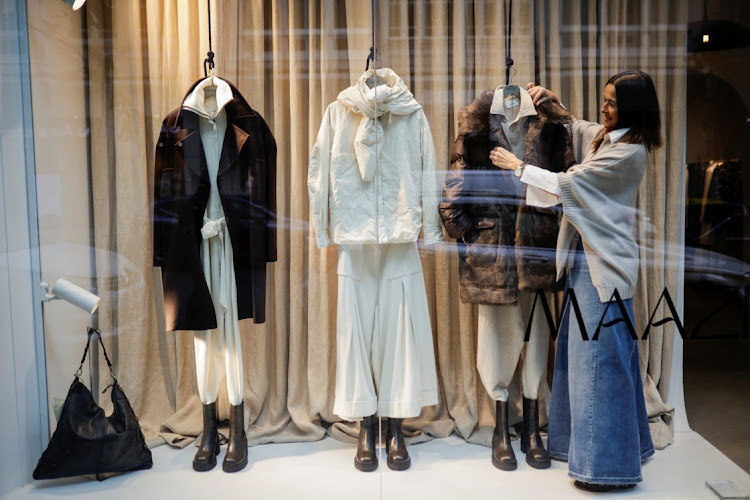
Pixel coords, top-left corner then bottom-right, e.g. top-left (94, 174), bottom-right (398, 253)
top-left (354, 415), bottom-right (378, 472)
top-left (193, 402), bottom-right (220, 472)
top-left (386, 418), bottom-right (410, 471)
top-left (492, 400), bottom-right (517, 471)
top-left (222, 403), bottom-right (248, 472)
top-left (520, 397), bottom-right (551, 469)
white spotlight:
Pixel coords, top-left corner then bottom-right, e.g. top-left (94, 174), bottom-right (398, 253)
top-left (42, 278), bottom-right (100, 314)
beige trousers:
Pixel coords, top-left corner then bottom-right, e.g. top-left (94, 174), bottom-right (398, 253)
top-left (334, 242), bottom-right (439, 420)
top-left (193, 217), bottom-right (244, 406)
top-left (476, 290), bottom-right (551, 402)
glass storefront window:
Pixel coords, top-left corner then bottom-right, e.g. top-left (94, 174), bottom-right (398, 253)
top-left (1, 0), bottom-right (749, 497)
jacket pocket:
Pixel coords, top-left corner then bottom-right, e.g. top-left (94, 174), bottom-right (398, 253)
top-left (464, 217), bottom-right (500, 268)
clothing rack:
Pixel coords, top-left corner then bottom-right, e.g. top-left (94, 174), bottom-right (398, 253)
top-left (685, 159), bottom-right (743, 253)
top-left (684, 158), bottom-right (747, 340)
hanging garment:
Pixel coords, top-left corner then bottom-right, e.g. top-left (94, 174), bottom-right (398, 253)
top-left (685, 161), bottom-right (709, 247)
top-left (308, 68), bottom-right (441, 419)
top-left (439, 86), bottom-right (575, 305)
top-left (441, 86), bottom-right (568, 406)
top-left (153, 77), bottom-right (277, 331)
top-left (308, 67), bottom-right (443, 249)
top-left (179, 77), bottom-right (244, 405)
top-left (702, 160), bottom-right (743, 257)
top-left (698, 160), bottom-right (721, 246)
top-left (445, 86), bottom-right (565, 403)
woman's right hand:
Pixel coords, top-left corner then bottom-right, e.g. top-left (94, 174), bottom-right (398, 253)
top-left (527, 83), bottom-right (560, 107)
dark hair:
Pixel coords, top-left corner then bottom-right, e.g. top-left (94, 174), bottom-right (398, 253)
top-left (592, 70), bottom-right (663, 152)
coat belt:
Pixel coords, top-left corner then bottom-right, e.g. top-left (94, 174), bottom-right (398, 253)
top-left (201, 216), bottom-right (232, 313)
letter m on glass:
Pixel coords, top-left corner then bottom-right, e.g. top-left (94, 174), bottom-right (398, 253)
top-left (524, 288), bottom-right (590, 342)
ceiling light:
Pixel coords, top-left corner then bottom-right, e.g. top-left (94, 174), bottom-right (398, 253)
top-left (60, 0), bottom-right (87, 10)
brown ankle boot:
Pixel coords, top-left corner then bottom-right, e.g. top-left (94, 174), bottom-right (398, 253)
top-left (386, 418), bottom-right (410, 471)
top-left (491, 400), bottom-right (517, 471)
top-left (222, 403), bottom-right (248, 472)
top-left (520, 397), bottom-right (551, 469)
top-left (354, 415), bottom-right (378, 472)
top-left (193, 402), bottom-right (220, 472)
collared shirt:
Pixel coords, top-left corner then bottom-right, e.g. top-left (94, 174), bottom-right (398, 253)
top-left (521, 126), bottom-right (632, 207)
top-left (490, 85), bottom-right (538, 160)
top-left (183, 77), bottom-right (232, 220)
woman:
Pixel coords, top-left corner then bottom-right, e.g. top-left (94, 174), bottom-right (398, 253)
top-left (489, 70), bottom-right (662, 491)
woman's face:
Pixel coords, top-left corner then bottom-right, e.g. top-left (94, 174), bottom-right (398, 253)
top-left (601, 84), bottom-right (618, 131)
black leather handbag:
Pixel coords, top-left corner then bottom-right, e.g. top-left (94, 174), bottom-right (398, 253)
top-left (33, 328), bottom-right (153, 480)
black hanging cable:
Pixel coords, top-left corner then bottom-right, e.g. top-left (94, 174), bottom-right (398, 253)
top-left (366, 46), bottom-right (374, 71)
top-left (369, 0), bottom-right (378, 71)
top-left (505, 0), bottom-right (513, 85)
top-left (203, 0), bottom-right (215, 77)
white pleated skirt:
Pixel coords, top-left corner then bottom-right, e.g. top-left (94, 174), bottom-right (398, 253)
top-left (333, 242), bottom-right (439, 420)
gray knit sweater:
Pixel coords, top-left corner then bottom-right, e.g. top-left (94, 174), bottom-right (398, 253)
top-left (555, 120), bottom-right (646, 301)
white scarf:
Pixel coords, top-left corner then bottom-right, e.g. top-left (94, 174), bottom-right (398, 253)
top-left (337, 68), bottom-right (422, 182)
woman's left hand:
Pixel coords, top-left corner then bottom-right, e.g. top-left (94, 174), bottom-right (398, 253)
top-left (490, 147), bottom-right (522, 170)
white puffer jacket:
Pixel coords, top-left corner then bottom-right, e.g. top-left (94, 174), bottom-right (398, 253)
top-left (308, 68), bottom-right (443, 248)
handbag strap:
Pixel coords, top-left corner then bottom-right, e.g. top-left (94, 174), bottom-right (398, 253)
top-left (75, 327), bottom-right (117, 382)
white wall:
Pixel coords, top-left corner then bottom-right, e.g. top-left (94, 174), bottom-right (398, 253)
top-left (0, 0), bottom-right (94, 493)
top-left (27, 0), bottom-right (95, 426)
top-left (0, 0), bottom-right (48, 494)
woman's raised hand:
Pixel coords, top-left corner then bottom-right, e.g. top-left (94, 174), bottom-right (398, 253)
top-left (489, 147), bottom-right (522, 170)
top-left (526, 83), bottom-right (560, 107)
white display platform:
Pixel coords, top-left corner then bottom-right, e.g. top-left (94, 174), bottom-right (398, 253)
top-left (8, 431), bottom-right (750, 500)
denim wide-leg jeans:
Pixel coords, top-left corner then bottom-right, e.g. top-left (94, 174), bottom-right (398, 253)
top-left (547, 252), bottom-right (654, 485)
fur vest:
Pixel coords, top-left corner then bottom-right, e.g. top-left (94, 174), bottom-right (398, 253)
top-left (439, 90), bottom-right (575, 304)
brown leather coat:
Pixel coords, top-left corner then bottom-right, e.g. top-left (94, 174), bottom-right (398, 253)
top-left (153, 79), bottom-right (277, 331)
top-left (439, 90), bottom-right (574, 304)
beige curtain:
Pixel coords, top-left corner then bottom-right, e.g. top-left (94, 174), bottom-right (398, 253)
top-left (81, 0), bottom-right (685, 450)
